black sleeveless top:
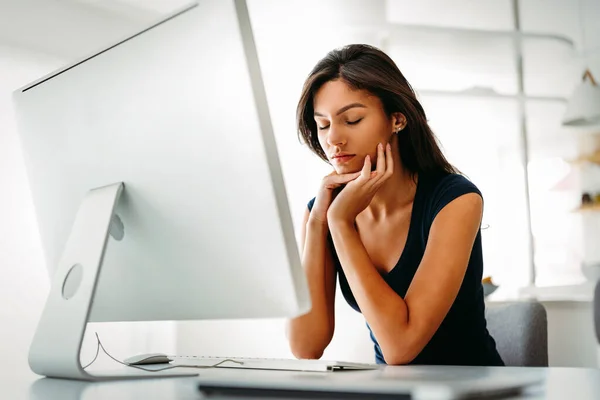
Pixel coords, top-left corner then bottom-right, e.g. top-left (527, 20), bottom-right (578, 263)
top-left (307, 173), bottom-right (504, 366)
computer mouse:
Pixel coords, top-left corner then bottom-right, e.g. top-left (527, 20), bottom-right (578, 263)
top-left (123, 353), bottom-right (173, 366)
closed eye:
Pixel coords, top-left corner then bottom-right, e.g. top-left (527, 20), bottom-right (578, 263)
top-left (317, 117), bottom-right (362, 130)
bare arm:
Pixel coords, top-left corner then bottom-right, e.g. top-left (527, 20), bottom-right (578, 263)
top-left (328, 193), bottom-right (483, 365)
top-left (286, 207), bottom-right (337, 359)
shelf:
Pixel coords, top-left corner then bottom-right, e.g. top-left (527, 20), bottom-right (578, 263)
top-left (567, 151), bottom-right (600, 166)
top-left (370, 23), bottom-right (576, 47)
top-left (517, 282), bottom-right (595, 302)
top-left (573, 203), bottom-right (600, 212)
top-left (416, 87), bottom-right (567, 103)
top-left (319, 21), bottom-right (576, 47)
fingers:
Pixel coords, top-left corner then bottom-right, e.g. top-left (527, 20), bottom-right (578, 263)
top-left (385, 143), bottom-right (393, 178)
top-left (325, 171), bottom-right (361, 189)
top-left (375, 142), bottom-right (386, 177)
top-left (326, 142), bottom-right (391, 190)
top-left (360, 155), bottom-right (371, 180)
top-left (366, 142), bottom-right (392, 189)
top-left (338, 171), bottom-right (361, 184)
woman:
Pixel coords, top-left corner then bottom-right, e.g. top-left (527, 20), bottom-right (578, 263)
top-left (286, 44), bottom-right (504, 366)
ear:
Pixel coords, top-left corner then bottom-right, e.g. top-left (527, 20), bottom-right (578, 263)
top-left (391, 112), bottom-right (407, 133)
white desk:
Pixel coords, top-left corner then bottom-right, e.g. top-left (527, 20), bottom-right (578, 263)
top-left (7, 366), bottom-right (600, 400)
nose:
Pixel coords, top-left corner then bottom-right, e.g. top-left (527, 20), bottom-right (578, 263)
top-left (326, 124), bottom-right (347, 148)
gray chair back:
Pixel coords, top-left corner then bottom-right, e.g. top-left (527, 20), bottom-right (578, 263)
top-left (594, 281), bottom-right (600, 344)
top-left (485, 301), bottom-right (548, 367)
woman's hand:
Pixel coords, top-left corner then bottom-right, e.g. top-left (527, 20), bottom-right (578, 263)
top-left (309, 170), bottom-right (362, 226)
top-left (327, 142), bottom-right (393, 225)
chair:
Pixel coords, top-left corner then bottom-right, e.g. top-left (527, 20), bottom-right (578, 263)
top-left (594, 281), bottom-right (600, 344)
top-left (484, 301), bottom-right (549, 366)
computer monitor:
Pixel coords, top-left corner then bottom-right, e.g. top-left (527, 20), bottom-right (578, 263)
top-left (12, 0), bottom-right (310, 381)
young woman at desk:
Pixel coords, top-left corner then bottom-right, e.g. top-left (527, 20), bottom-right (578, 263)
top-left (287, 44), bottom-right (504, 367)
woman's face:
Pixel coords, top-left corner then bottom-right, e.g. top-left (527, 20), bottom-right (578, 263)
top-left (313, 79), bottom-right (402, 174)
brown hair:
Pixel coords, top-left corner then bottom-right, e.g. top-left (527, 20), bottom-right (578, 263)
top-left (296, 44), bottom-right (458, 178)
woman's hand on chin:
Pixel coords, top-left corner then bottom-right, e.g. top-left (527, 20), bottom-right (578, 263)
top-left (327, 142), bottom-right (393, 225)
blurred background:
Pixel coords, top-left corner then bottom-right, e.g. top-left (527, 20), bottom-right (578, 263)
top-left (2, 0), bottom-right (600, 379)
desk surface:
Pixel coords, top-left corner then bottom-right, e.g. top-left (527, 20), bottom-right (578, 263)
top-left (6, 365), bottom-right (600, 400)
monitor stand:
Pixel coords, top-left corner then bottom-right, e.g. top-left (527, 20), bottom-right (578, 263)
top-left (27, 182), bottom-right (197, 381)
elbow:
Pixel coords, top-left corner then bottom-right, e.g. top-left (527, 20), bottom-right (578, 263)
top-left (379, 324), bottom-right (424, 365)
top-left (381, 344), bottom-right (420, 366)
top-left (291, 347), bottom-right (324, 360)
top-left (286, 318), bottom-right (333, 361)
top-left (383, 351), bottom-right (416, 366)
top-left (287, 329), bottom-right (332, 361)
top-left (288, 335), bottom-right (330, 360)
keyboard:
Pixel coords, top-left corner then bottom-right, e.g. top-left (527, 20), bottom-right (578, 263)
top-left (170, 355), bottom-right (380, 372)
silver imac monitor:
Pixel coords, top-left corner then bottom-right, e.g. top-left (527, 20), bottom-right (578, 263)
top-left (13, 0), bottom-right (310, 381)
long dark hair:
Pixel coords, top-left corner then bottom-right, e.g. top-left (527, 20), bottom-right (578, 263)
top-left (296, 44), bottom-right (458, 178)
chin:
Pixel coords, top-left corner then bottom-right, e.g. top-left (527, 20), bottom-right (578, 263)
top-left (334, 164), bottom-right (361, 175)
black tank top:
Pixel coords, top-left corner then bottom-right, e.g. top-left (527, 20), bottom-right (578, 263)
top-left (307, 172), bottom-right (504, 366)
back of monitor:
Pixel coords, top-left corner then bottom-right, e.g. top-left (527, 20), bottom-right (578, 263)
top-left (13, 0), bottom-right (309, 380)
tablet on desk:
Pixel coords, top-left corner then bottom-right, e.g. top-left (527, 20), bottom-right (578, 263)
top-left (196, 366), bottom-right (545, 400)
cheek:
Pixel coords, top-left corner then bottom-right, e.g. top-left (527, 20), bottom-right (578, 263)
top-left (374, 129), bottom-right (394, 149)
top-left (317, 134), bottom-right (326, 147)
top-left (315, 133), bottom-right (327, 151)
top-left (358, 122), bottom-right (389, 149)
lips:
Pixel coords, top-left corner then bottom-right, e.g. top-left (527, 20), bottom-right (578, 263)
top-left (332, 154), bottom-right (355, 163)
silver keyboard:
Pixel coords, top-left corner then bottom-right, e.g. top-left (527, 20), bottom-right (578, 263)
top-left (170, 355), bottom-right (379, 372)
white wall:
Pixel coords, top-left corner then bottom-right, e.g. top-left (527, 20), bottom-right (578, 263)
top-left (0, 0), bottom-right (165, 58)
top-left (0, 45), bottom-right (59, 383)
top-left (543, 301), bottom-right (598, 367)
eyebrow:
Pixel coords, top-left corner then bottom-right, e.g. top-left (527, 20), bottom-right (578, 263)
top-left (314, 102), bottom-right (367, 117)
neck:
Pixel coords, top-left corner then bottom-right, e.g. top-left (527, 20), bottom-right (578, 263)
top-left (362, 153), bottom-right (417, 221)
